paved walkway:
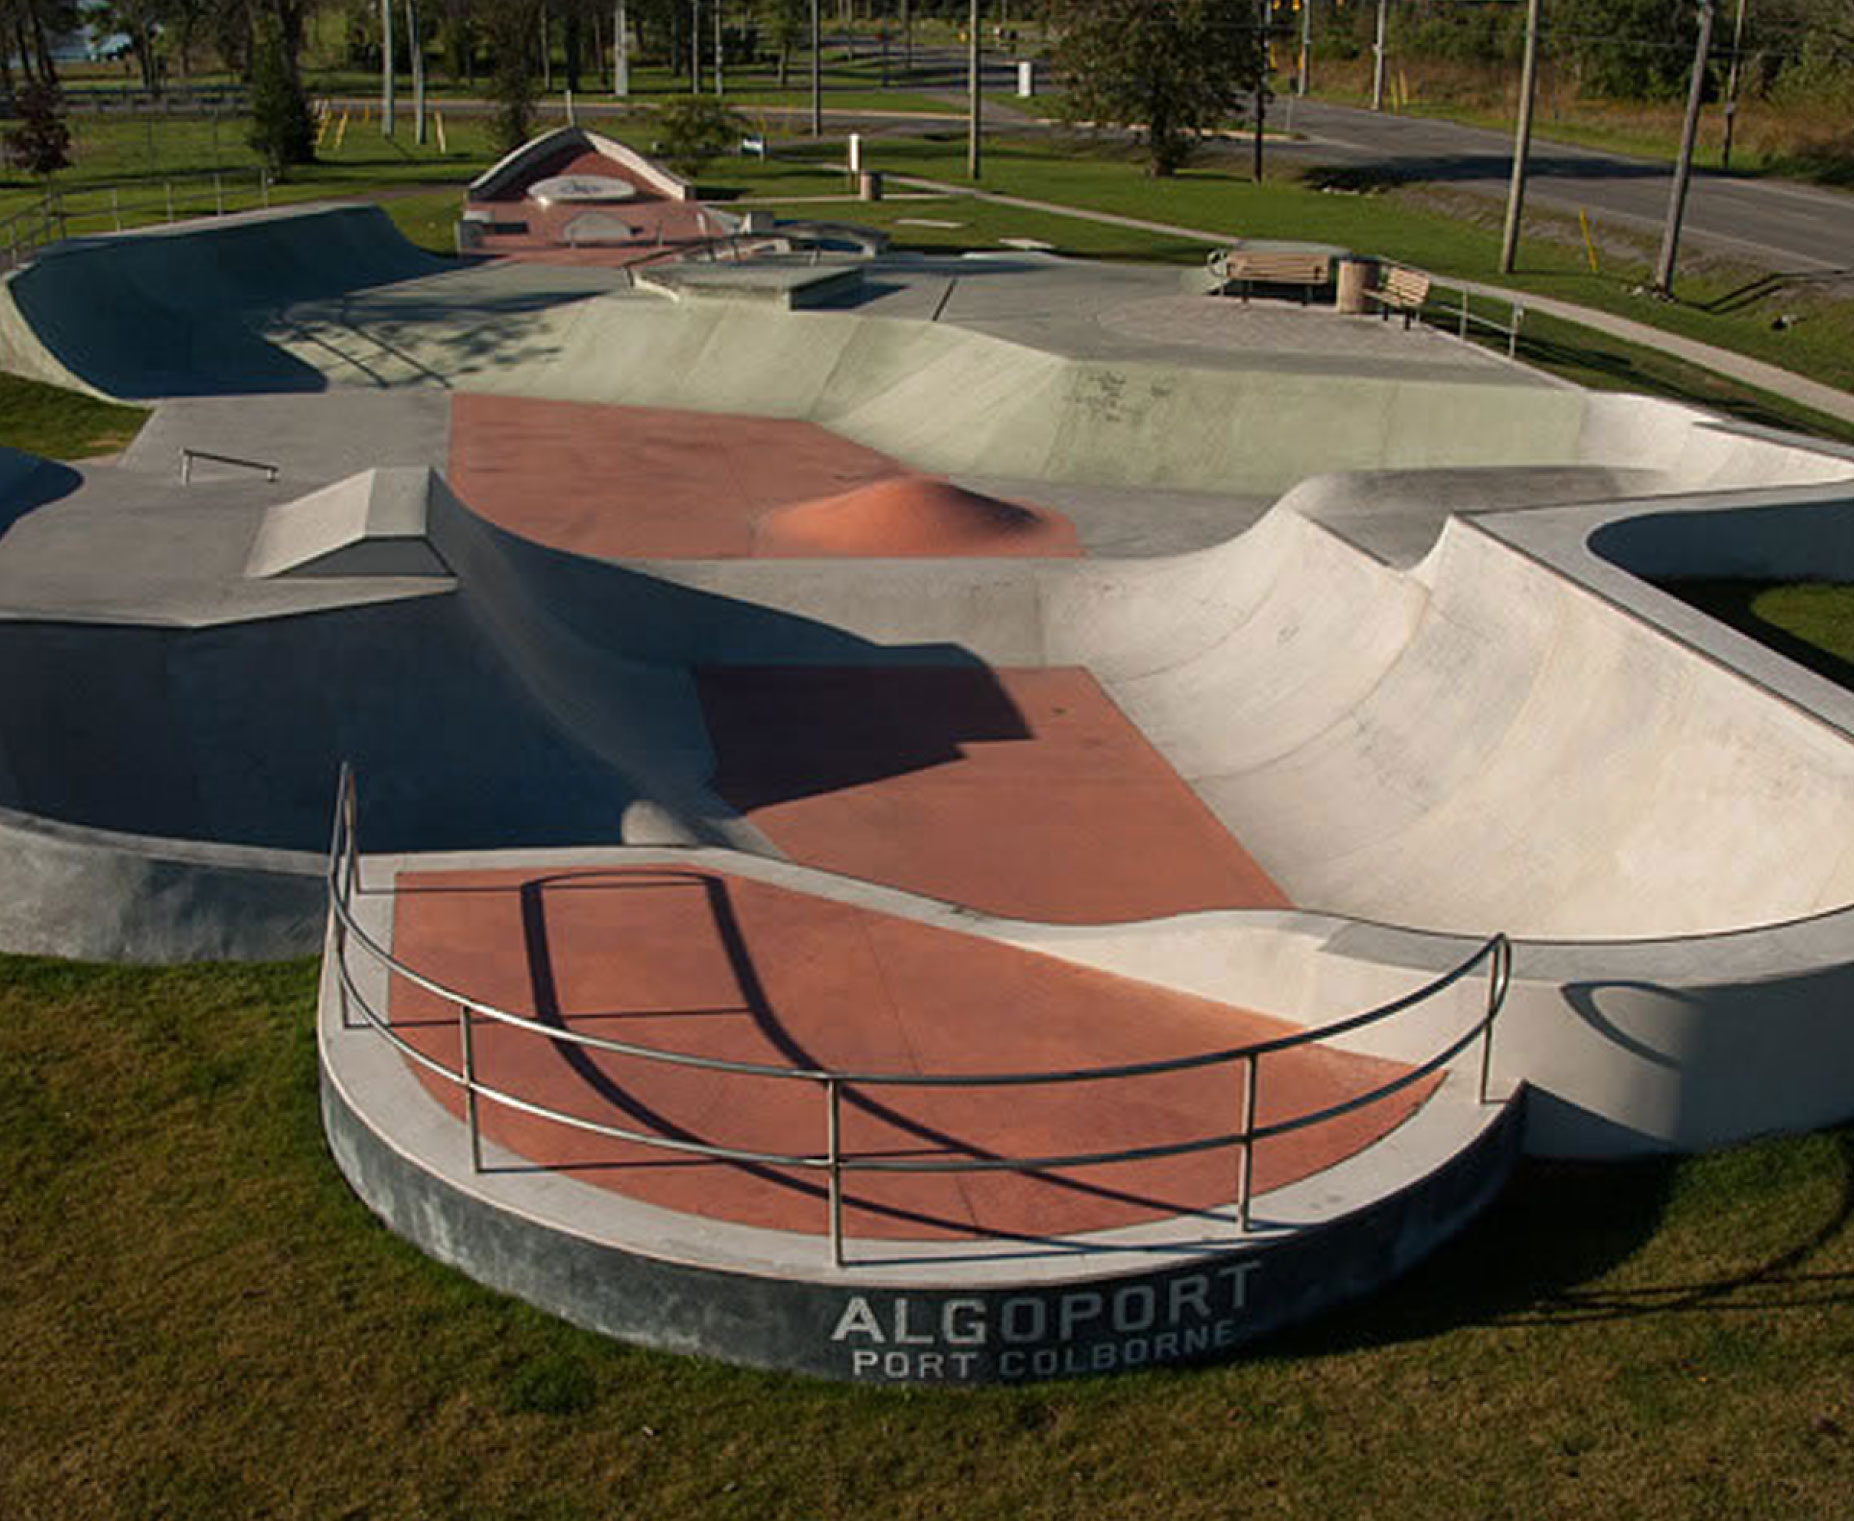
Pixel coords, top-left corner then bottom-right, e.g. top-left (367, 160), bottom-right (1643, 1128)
top-left (890, 174), bottom-right (1854, 429)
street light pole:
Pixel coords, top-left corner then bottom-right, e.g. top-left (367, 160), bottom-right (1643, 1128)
top-left (968, 0), bottom-right (982, 180)
top-left (1499, 0), bottom-right (1541, 274)
top-left (1655, 0), bottom-right (1717, 296)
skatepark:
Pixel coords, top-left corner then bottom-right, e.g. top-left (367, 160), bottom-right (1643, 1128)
top-left (1, 131), bottom-right (1851, 1383)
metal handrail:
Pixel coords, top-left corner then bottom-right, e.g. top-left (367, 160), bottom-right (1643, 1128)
top-left (325, 765), bottom-right (1513, 1267)
top-left (179, 448), bottom-right (280, 484)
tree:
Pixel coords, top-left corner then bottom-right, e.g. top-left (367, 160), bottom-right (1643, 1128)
top-left (1050, 0), bottom-right (1263, 175)
top-left (1554, 0), bottom-right (1700, 101)
top-left (759, 0), bottom-right (807, 87)
top-left (248, 18), bottom-right (316, 174)
top-left (486, 0), bottom-right (542, 154)
top-left (6, 76), bottom-right (70, 177)
top-left (653, 93), bottom-right (746, 175)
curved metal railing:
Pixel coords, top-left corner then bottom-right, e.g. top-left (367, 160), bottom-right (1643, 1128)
top-left (324, 765), bottom-right (1513, 1267)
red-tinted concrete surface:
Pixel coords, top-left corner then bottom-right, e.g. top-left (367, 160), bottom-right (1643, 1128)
top-left (464, 148), bottom-right (713, 267)
top-left (698, 666), bottom-right (1292, 923)
top-left (387, 867), bottom-right (1440, 1242)
top-left (447, 393), bottom-right (1079, 559)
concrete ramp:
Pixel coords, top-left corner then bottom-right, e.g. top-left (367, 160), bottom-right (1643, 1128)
top-left (0, 204), bottom-right (442, 398)
top-left (246, 468), bottom-right (452, 579)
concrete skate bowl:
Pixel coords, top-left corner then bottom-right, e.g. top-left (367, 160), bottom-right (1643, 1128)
top-left (5, 207), bottom-right (1854, 1380)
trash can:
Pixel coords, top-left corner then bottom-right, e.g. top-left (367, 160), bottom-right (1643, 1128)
top-left (1335, 256), bottom-right (1377, 315)
top-left (859, 171), bottom-right (884, 203)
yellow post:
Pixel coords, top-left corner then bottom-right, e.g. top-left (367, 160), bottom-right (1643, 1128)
top-left (1579, 208), bottom-right (1600, 273)
top-left (335, 111), bottom-right (350, 151)
top-left (435, 111), bottom-right (448, 155)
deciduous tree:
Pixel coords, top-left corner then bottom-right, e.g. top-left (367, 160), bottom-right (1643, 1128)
top-left (1049, 0), bottom-right (1264, 175)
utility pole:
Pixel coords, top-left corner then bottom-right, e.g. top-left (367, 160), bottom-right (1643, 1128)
top-left (968, 0), bottom-right (982, 180)
top-left (690, 0), bottom-right (700, 93)
top-left (1720, 0), bottom-right (1749, 171)
top-left (810, 0), bottom-right (822, 134)
top-left (714, 0), bottom-right (723, 93)
top-left (1298, 0), bottom-right (1311, 98)
top-left (1499, 0), bottom-right (1541, 274)
top-left (380, 0), bottom-right (394, 136)
top-left (1371, 0), bottom-right (1387, 111)
top-left (1655, 0), bottom-right (1717, 296)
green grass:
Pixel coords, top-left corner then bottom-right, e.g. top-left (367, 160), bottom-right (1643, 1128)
top-left (1659, 582), bottom-right (1854, 692)
top-left (0, 373), bottom-right (149, 459)
top-left (1, 952), bottom-right (1851, 1519)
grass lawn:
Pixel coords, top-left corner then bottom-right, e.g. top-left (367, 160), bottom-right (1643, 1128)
top-left (1659, 582), bottom-right (1854, 693)
top-left (0, 373), bottom-right (149, 459)
top-left (0, 953), bottom-right (1850, 1519)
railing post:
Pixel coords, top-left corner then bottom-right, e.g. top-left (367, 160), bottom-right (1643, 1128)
top-left (165, 181), bottom-right (174, 223)
top-left (1459, 287), bottom-right (1469, 339)
top-left (460, 1002), bottom-right (484, 1172)
top-left (343, 769), bottom-right (360, 902)
top-left (214, 173), bottom-right (224, 216)
top-left (1509, 305), bottom-right (1524, 359)
top-left (1479, 936), bottom-right (1509, 1104)
top-left (1236, 1053), bottom-right (1258, 1233)
top-left (826, 1077), bottom-right (844, 1269)
top-left (179, 448), bottom-right (192, 485)
top-left (111, 186), bottom-right (121, 231)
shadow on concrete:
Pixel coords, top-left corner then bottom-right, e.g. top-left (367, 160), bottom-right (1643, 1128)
top-left (695, 665), bottom-right (1032, 809)
top-left (497, 867), bottom-right (1224, 1242)
top-left (0, 458), bottom-right (82, 538)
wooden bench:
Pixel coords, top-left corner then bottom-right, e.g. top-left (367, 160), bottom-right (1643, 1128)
top-left (1366, 265), bottom-right (1431, 328)
top-left (1209, 248), bottom-right (1333, 304)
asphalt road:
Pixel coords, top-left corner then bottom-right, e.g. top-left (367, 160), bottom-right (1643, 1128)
top-left (1229, 98), bottom-right (1854, 276)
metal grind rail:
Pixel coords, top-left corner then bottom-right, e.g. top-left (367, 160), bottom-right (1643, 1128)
top-left (325, 766), bottom-right (1513, 1268)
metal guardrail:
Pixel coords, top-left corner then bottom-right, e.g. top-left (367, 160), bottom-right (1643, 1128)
top-left (0, 170), bottom-right (273, 272)
top-left (1394, 274), bottom-right (1525, 359)
top-left (178, 447), bottom-right (280, 484)
top-left (325, 765), bottom-right (1513, 1268)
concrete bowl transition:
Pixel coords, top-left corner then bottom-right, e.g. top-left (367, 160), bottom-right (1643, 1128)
top-left (1, 197), bottom-right (1850, 1383)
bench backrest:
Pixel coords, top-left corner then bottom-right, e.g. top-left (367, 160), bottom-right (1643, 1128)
top-left (1382, 266), bottom-right (1431, 307)
top-left (1225, 250), bottom-right (1332, 285)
